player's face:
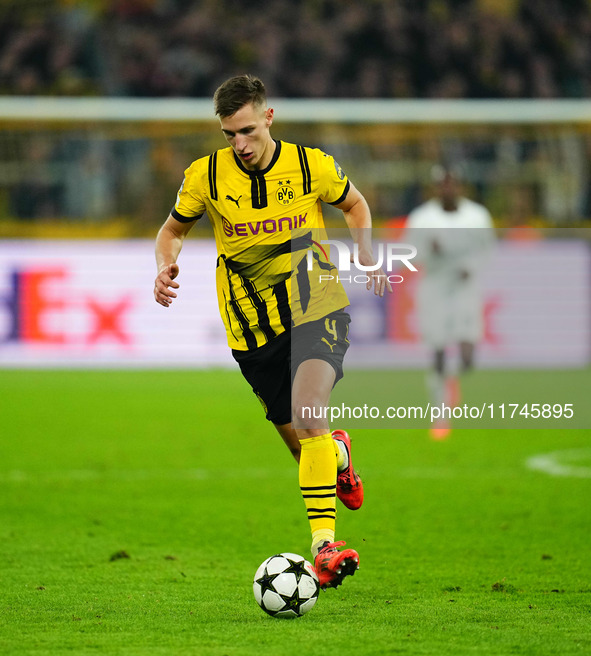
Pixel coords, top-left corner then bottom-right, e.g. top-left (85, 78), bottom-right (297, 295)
top-left (437, 173), bottom-right (461, 209)
top-left (220, 102), bottom-right (275, 171)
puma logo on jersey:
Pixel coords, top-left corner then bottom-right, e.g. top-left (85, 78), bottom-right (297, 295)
top-left (226, 194), bottom-right (242, 208)
top-left (321, 337), bottom-right (336, 352)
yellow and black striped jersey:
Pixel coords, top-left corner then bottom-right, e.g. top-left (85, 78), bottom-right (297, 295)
top-left (172, 140), bottom-right (350, 351)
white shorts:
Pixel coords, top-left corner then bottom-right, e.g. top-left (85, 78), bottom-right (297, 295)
top-left (416, 277), bottom-right (483, 349)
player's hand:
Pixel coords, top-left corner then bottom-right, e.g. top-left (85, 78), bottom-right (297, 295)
top-left (355, 249), bottom-right (393, 297)
top-left (154, 263), bottom-right (180, 307)
top-left (368, 266), bottom-right (393, 296)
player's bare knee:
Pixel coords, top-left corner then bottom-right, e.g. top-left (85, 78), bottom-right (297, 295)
top-left (292, 394), bottom-right (329, 430)
top-left (434, 350), bottom-right (446, 375)
top-left (461, 357), bottom-right (474, 373)
top-left (460, 343), bottom-right (475, 372)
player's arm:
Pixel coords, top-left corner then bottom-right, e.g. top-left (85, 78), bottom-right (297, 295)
top-left (333, 182), bottom-right (392, 296)
top-left (154, 214), bottom-right (198, 307)
top-left (458, 208), bottom-right (496, 281)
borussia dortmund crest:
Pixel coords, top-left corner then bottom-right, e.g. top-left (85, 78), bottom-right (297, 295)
top-left (276, 180), bottom-right (296, 206)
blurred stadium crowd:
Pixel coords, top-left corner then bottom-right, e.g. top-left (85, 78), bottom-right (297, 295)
top-left (2, 0), bottom-right (591, 98)
top-left (2, 0), bottom-right (591, 229)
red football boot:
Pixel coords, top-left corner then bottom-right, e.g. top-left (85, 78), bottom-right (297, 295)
top-left (429, 419), bottom-right (451, 440)
top-left (332, 429), bottom-right (364, 510)
top-left (314, 541), bottom-right (360, 589)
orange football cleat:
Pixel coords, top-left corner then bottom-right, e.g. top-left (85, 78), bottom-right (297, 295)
top-left (314, 541), bottom-right (359, 589)
top-left (430, 420), bottom-right (451, 440)
top-left (332, 429), bottom-right (364, 510)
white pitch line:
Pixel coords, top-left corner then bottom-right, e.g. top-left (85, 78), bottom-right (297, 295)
top-left (0, 468), bottom-right (295, 484)
top-left (526, 448), bottom-right (591, 479)
top-left (0, 466), bottom-right (461, 484)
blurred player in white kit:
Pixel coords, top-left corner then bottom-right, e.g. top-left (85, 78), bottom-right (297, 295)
top-left (404, 165), bottom-right (495, 438)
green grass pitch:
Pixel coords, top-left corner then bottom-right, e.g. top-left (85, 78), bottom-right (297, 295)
top-left (1, 369), bottom-right (590, 655)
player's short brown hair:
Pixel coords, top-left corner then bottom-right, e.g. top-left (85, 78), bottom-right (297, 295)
top-left (213, 74), bottom-right (267, 117)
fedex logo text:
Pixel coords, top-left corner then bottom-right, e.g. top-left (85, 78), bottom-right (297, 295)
top-left (0, 266), bottom-right (133, 346)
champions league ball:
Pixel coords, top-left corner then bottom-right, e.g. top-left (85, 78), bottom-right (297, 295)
top-left (253, 553), bottom-right (320, 618)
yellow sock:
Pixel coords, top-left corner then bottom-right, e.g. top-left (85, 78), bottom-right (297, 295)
top-left (333, 438), bottom-right (347, 471)
top-left (299, 433), bottom-right (337, 553)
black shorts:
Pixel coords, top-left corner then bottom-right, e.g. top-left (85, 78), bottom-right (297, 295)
top-left (232, 310), bottom-right (351, 425)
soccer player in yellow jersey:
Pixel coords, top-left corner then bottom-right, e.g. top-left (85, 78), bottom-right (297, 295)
top-left (154, 75), bottom-right (390, 589)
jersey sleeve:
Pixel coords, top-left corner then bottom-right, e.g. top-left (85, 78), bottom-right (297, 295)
top-left (402, 209), bottom-right (432, 266)
top-left (171, 160), bottom-right (206, 222)
top-left (316, 150), bottom-right (351, 206)
top-left (450, 205), bottom-right (496, 276)
top-left (472, 206), bottom-right (497, 261)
